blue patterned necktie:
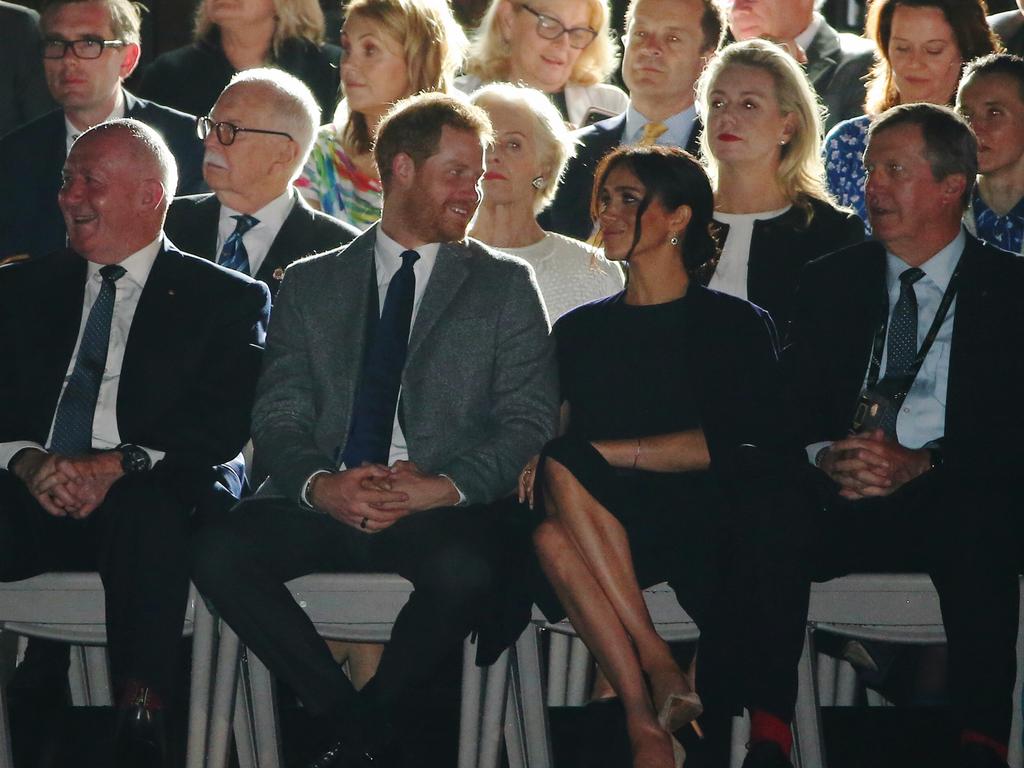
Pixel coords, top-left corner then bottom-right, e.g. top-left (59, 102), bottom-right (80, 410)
top-left (49, 264), bottom-right (127, 456)
top-left (340, 250), bottom-right (420, 468)
top-left (218, 214), bottom-right (259, 275)
top-left (877, 267), bottom-right (924, 435)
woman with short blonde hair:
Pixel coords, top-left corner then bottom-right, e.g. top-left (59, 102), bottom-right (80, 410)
top-left (457, 0), bottom-right (627, 128)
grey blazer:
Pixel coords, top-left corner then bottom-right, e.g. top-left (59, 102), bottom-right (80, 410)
top-left (252, 224), bottom-right (559, 505)
top-left (805, 20), bottom-right (876, 132)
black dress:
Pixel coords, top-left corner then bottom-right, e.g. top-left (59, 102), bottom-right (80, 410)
top-left (531, 287), bottom-right (789, 623)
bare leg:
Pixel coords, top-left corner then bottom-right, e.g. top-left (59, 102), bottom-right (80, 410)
top-left (325, 642), bottom-right (384, 691)
top-left (535, 516), bottom-right (676, 768)
top-left (541, 459), bottom-right (694, 714)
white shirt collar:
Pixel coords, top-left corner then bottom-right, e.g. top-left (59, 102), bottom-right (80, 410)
top-left (374, 226), bottom-right (441, 273)
top-left (885, 227), bottom-right (965, 294)
top-left (795, 12), bottom-right (824, 53)
top-left (85, 235), bottom-right (161, 290)
top-left (220, 188), bottom-right (296, 240)
top-left (65, 88), bottom-right (126, 155)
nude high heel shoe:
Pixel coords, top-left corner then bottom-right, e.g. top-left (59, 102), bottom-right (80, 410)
top-left (658, 691), bottom-right (704, 739)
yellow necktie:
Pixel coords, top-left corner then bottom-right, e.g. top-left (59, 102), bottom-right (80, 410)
top-left (639, 121), bottom-right (668, 146)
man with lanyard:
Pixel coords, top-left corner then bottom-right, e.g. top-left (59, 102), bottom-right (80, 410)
top-left (724, 103), bottom-right (1024, 768)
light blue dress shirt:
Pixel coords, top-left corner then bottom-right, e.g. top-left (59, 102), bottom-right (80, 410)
top-left (622, 104), bottom-right (698, 149)
top-left (877, 229), bottom-right (964, 449)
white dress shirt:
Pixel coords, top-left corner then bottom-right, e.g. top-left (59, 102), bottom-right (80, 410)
top-left (216, 189), bottom-right (296, 276)
top-left (65, 89), bottom-right (125, 155)
top-left (0, 237), bottom-right (167, 470)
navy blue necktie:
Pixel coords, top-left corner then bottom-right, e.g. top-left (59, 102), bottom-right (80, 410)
top-left (218, 214), bottom-right (258, 275)
top-left (340, 250), bottom-right (420, 468)
top-left (49, 264), bottom-right (127, 456)
top-left (878, 267), bottom-right (924, 435)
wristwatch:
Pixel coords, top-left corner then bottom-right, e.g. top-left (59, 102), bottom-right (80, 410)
top-left (117, 443), bottom-right (151, 474)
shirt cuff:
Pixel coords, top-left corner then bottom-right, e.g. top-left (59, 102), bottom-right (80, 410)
top-left (439, 473), bottom-right (466, 505)
top-left (301, 469), bottom-right (333, 508)
top-left (0, 441), bottom-right (46, 471)
top-left (806, 441), bottom-right (833, 466)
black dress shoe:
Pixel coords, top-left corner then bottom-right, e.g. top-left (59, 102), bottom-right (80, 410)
top-left (305, 729), bottom-right (399, 768)
top-left (740, 741), bottom-right (794, 768)
top-left (960, 742), bottom-right (1010, 768)
top-left (112, 696), bottom-right (167, 768)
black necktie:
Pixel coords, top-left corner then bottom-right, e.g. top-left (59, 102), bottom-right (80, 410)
top-left (877, 267), bottom-right (924, 435)
top-left (218, 214), bottom-right (258, 275)
top-left (340, 250), bottom-right (420, 468)
top-left (49, 264), bottom-right (127, 456)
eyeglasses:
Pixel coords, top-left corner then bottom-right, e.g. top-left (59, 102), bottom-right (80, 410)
top-left (41, 38), bottom-right (127, 59)
top-left (518, 4), bottom-right (598, 50)
top-left (196, 116), bottom-right (294, 146)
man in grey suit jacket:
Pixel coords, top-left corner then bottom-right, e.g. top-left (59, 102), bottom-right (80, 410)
top-left (730, 0), bottom-right (875, 130)
top-left (192, 93), bottom-right (558, 767)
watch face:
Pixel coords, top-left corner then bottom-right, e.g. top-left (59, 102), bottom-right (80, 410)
top-left (121, 445), bottom-right (150, 473)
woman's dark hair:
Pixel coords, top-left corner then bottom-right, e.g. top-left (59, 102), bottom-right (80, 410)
top-left (589, 145), bottom-right (718, 275)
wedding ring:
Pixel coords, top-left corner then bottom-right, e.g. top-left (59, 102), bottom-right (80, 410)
top-left (360, 517), bottom-right (368, 530)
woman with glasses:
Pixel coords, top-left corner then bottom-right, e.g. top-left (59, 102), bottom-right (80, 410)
top-left (139, 0), bottom-right (341, 123)
top-left (458, 0), bottom-right (627, 128)
top-left (295, 0), bottom-right (466, 229)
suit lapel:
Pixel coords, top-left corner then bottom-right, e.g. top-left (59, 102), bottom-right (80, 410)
top-left (257, 193), bottom-right (308, 285)
top-left (195, 195), bottom-right (221, 259)
top-left (838, 243), bottom-right (887, 407)
top-left (944, 236), bottom-right (987, 440)
top-left (406, 242), bottom-right (470, 365)
top-left (326, 228), bottom-right (376, 411)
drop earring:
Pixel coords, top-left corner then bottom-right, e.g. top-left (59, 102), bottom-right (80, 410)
top-left (531, 176), bottom-right (545, 189)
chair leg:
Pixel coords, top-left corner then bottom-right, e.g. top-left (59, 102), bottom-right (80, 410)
top-left (565, 637), bottom-right (590, 707)
top-left (513, 625), bottom-right (552, 768)
top-left (207, 622), bottom-right (242, 768)
top-left (729, 712), bottom-right (749, 768)
top-left (815, 651), bottom-right (837, 707)
top-left (232, 654), bottom-right (258, 768)
top-left (1009, 587), bottom-right (1024, 768)
top-left (69, 644), bottom-right (88, 706)
top-left (834, 660), bottom-right (858, 706)
top-left (546, 632), bottom-right (569, 707)
top-left (477, 647), bottom-right (509, 768)
top-left (458, 635), bottom-right (484, 768)
top-left (0, 630), bottom-right (16, 768)
top-left (84, 646), bottom-right (112, 706)
top-left (186, 598), bottom-right (216, 768)
top-left (246, 650), bottom-right (283, 768)
top-left (792, 627), bottom-right (825, 768)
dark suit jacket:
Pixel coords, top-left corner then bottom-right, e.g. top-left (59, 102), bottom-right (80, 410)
top-left (0, 240), bottom-right (271, 488)
top-left (0, 2), bottom-right (56, 138)
top-left (540, 112), bottom-right (702, 241)
top-left (990, 10), bottom-right (1024, 57)
top-left (0, 90), bottom-right (205, 260)
top-left (702, 197), bottom-right (865, 335)
top-left (164, 192), bottom-right (359, 299)
top-left (253, 224), bottom-right (559, 504)
top-left (785, 234), bottom-right (1024, 474)
top-left (805, 20), bottom-right (876, 131)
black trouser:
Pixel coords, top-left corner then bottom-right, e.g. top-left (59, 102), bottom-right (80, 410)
top-left (0, 467), bottom-right (199, 700)
top-left (728, 448), bottom-right (1022, 742)
top-left (191, 498), bottom-right (502, 727)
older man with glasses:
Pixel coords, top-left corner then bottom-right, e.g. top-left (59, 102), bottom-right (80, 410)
top-left (0, 0), bottom-right (204, 263)
top-left (164, 69), bottom-right (358, 299)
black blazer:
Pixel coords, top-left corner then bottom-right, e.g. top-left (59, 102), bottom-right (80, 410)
top-left (804, 21), bottom-right (876, 132)
top-left (0, 240), bottom-right (271, 484)
top-left (164, 192), bottom-right (359, 299)
top-left (702, 197), bottom-right (865, 336)
top-left (785, 234), bottom-right (1024, 474)
top-left (540, 112), bottom-right (702, 241)
top-left (139, 34), bottom-right (341, 124)
top-left (0, 90), bottom-right (205, 260)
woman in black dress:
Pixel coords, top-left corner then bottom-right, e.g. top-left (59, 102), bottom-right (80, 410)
top-left (519, 145), bottom-right (787, 768)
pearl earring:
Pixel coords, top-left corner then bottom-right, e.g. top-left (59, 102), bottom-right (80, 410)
top-left (779, 139), bottom-right (787, 145)
top-left (531, 176), bottom-right (545, 189)
top-left (670, 235), bottom-right (680, 246)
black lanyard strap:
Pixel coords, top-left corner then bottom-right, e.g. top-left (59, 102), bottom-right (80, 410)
top-left (864, 261), bottom-right (962, 393)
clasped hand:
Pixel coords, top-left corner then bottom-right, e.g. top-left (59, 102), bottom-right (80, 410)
top-left (818, 428), bottom-right (932, 500)
top-left (310, 461), bottom-right (459, 533)
top-left (14, 450), bottom-right (124, 519)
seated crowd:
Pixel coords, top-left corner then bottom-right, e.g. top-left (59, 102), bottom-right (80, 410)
top-left (1, 0), bottom-right (1024, 767)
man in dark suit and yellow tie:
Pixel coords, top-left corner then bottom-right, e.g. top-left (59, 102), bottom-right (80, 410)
top-left (164, 68), bottom-right (358, 298)
top-left (192, 92), bottom-right (558, 768)
top-left (0, 119), bottom-right (270, 767)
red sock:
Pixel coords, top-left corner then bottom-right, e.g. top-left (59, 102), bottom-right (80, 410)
top-left (961, 730), bottom-right (1008, 760)
top-left (749, 709), bottom-right (792, 756)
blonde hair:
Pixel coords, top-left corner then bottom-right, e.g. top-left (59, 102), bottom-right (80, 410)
top-left (466, 0), bottom-right (618, 88)
top-left (470, 82), bottom-right (577, 214)
top-left (697, 39), bottom-right (833, 220)
top-left (340, 0), bottom-right (468, 156)
top-left (194, 0), bottom-right (326, 53)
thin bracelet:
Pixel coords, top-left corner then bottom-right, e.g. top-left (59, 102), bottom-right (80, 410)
top-left (632, 437), bottom-right (641, 469)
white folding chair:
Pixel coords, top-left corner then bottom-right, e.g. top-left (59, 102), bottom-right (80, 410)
top-left (794, 574), bottom-right (1024, 768)
top-left (203, 572), bottom-right (499, 768)
top-left (0, 572), bottom-right (215, 768)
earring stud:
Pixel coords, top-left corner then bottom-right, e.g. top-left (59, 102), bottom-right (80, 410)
top-left (531, 176), bottom-right (545, 189)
